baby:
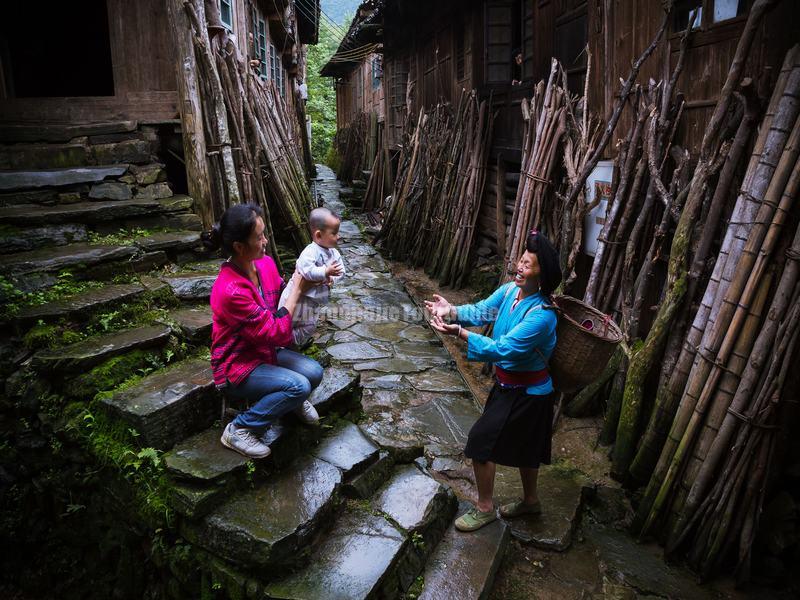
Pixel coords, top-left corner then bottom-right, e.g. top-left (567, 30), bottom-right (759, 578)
top-left (279, 207), bottom-right (345, 347)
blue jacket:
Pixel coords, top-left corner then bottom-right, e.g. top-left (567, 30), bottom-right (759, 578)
top-left (455, 283), bottom-right (557, 394)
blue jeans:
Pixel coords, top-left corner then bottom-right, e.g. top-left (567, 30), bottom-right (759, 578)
top-left (228, 349), bottom-right (323, 432)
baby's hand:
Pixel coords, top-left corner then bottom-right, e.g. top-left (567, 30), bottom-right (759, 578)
top-left (325, 261), bottom-right (344, 277)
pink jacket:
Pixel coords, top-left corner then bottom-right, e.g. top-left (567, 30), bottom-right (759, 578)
top-left (210, 257), bottom-right (293, 387)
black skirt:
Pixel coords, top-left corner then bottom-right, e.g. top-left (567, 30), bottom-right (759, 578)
top-left (464, 383), bottom-right (555, 468)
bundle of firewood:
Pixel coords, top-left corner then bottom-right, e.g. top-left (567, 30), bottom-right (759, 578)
top-left (377, 90), bottom-right (493, 287)
top-left (335, 112), bottom-right (368, 183)
top-left (631, 42), bottom-right (800, 581)
top-left (168, 0), bottom-right (313, 262)
top-left (362, 146), bottom-right (393, 212)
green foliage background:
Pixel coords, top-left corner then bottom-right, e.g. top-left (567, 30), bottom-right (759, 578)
top-left (306, 24), bottom-right (342, 164)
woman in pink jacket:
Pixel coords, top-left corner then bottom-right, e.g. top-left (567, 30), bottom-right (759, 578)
top-left (206, 204), bottom-right (321, 459)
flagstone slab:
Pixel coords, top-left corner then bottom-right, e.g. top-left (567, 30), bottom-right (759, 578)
top-left (312, 421), bottom-right (379, 476)
top-left (406, 368), bottom-right (470, 394)
top-left (14, 282), bottom-right (152, 326)
top-left (264, 512), bottom-right (405, 600)
top-left (0, 242), bottom-right (136, 276)
top-left (308, 367), bottom-right (359, 413)
top-left (0, 165), bottom-right (128, 191)
top-left (586, 523), bottom-right (718, 600)
top-left (134, 230), bottom-right (201, 252)
top-left (166, 306), bottom-right (213, 342)
top-left (191, 456), bottom-right (341, 569)
top-left (0, 223), bottom-right (88, 254)
top-left (494, 463), bottom-right (593, 551)
top-left (419, 501), bottom-right (510, 600)
top-left (161, 272), bottom-right (217, 300)
top-left (32, 324), bottom-right (170, 373)
top-left (326, 341), bottom-right (393, 363)
top-left (353, 358), bottom-right (431, 374)
top-left (99, 358), bottom-right (216, 450)
top-left (348, 320), bottom-right (410, 342)
top-left (342, 451), bottom-right (394, 499)
top-left (0, 199), bottom-right (161, 226)
top-left (375, 465), bottom-right (451, 532)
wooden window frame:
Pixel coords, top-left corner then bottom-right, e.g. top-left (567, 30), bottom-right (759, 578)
top-left (672, 0), bottom-right (749, 34)
top-left (219, 0), bottom-right (234, 31)
top-left (251, 6), bottom-right (268, 80)
top-left (372, 55), bottom-right (383, 90)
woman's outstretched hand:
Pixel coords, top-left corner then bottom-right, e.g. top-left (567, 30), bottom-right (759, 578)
top-left (430, 315), bottom-right (461, 336)
top-left (424, 294), bottom-right (454, 319)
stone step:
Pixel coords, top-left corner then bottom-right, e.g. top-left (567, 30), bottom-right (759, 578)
top-left (98, 358), bottom-right (216, 450)
top-left (164, 374), bottom-right (361, 489)
top-left (264, 511), bottom-right (406, 600)
top-left (0, 223), bottom-right (89, 255)
top-left (265, 465), bottom-right (456, 599)
top-left (418, 501), bottom-right (510, 600)
top-left (0, 120), bottom-right (137, 143)
top-left (12, 279), bottom-right (167, 328)
top-left (166, 306), bottom-right (213, 343)
top-left (311, 422), bottom-right (380, 479)
top-left (134, 230), bottom-right (201, 253)
top-left (0, 243), bottom-right (137, 279)
top-left (31, 324), bottom-right (171, 374)
top-left (185, 455), bottom-right (342, 570)
top-left (494, 463), bottom-right (593, 551)
top-left (307, 367), bottom-right (360, 414)
top-left (161, 271), bottom-right (218, 300)
top-left (0, 165), bottom-right (128, 191)
top-left (0, 199), bottom-right (162, 226)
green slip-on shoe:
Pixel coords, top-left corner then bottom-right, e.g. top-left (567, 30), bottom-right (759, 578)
top-left (455, 507), bottom-right (498, 532)
top-left (499, 499), bottom-right (542, 518)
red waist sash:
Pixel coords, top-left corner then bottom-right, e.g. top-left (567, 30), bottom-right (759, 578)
top-left (495, 366), bottom-right (549, 386)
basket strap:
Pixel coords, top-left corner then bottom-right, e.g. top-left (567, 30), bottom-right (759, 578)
top-left (503, 285), bottom-right (554, 367)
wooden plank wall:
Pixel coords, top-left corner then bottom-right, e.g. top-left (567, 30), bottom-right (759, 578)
top-left (0, 0), bottom-right (304, 126)
top-left (335, 52), bottom-right (385, 129)
top-left (586, 0), bottom-right (799, 157)
top-left (0, 0), bottom-right (179, 124)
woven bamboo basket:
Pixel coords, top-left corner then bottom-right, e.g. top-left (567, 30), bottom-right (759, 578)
top-left (548, 295), bottom-right (623, 393)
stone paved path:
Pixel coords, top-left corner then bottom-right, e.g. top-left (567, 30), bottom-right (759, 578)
top-left (313, 165), bottom-right (592, 553)
top-left (313, 164), bottom-right (483, 461)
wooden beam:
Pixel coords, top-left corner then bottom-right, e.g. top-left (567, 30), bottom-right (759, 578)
top-left (166, 0), bottom-right (213, 228)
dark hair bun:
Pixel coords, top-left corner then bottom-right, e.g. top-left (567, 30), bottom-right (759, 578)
top-left (201, 223), bottom-right (222, 251)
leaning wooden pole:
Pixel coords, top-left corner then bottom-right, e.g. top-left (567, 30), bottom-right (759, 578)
top-left (184, 0), bottom-right (241, 207)
top-left (166, 0), bottom-right (214, 228)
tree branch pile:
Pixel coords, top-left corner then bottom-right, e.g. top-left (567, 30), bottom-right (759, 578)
top-left (376, 89), bottom-right (494, 287)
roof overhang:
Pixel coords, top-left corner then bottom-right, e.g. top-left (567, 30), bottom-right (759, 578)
top-left (320, 0), bottom-right (384, 77)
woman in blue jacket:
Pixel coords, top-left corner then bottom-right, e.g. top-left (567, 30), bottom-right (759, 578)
top-left (427, 229), bottom-right (562, 532)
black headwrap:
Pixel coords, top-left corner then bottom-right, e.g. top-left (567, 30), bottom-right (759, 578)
top-left (526, 229), bottom-right (562, 298)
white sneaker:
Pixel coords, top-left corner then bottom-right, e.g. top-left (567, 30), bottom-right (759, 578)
top-left (220, 423), bottom-right (271, 459)
top-left (294, 400), bottom-right (320, 425)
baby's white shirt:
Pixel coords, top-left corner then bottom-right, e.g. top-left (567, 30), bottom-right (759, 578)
top-left (294, 242), bottom-right (344, 301)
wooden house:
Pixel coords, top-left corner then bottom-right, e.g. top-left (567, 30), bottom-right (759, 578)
top-left (324, 0), bottom-right (799, 259)
top-left (0, 0), bottom-right (319, 222)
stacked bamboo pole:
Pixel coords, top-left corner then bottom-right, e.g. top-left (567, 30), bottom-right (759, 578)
top-left (504, 60), bottom-right (568, 278)
top-left (376, 90), bottom-right (493, 287)
top-left (336, 112), bottom-right (369, 183)
top-left (632, 45), bottom-right (800, 540)
top-left (610, 1), bottom-right (779, 481)
top-left (172, 0), bottom-right (313, 261)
